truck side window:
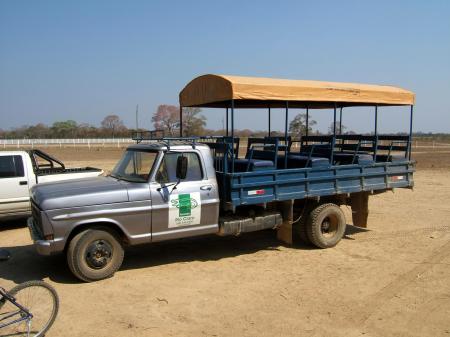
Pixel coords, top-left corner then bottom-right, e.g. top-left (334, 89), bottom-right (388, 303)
top-left (0, 155), bottom-right (24, 178)
top-left (156, 152), bottom-right (203, 183)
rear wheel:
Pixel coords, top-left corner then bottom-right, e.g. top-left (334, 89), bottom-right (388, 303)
top-left (67, 228), bottom-right (124, 282)
top-left (306, 203), bottom-right (346, 248)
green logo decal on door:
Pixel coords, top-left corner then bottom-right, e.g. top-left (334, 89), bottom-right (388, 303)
top-left (169, 192), bottom-right (201, 228)
top-left (178, 194), bottom-right (191, 217)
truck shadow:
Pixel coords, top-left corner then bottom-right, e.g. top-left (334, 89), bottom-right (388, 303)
top-left (0, 230), bottom-right (299, 284)
top-left (0, 225), bottom-right (370, 284)
top-left (0, 244), bottom-right (77, 284)
top-left (0, 219), bottom-right (84, 284)
top-left (0, 219), bottom-right (27, 231)
top-left (122, 230), bottom-right (296, 272)
top-left (343, 224), bottom-right (371, 240)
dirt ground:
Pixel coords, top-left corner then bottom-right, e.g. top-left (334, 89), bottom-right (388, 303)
top-left (1, 147), bottom-right (449, 337)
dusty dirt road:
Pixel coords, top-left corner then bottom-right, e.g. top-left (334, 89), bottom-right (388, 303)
top-left (0, 148), bottom-right (449, 337)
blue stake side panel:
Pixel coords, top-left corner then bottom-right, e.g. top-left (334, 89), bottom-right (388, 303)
top-left (218, 161), bottom-right (415, 207)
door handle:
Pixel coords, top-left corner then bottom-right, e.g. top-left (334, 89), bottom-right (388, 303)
top-left (19, 181), bottom-right (28, 186)
top-left (200, 185), bottom-right (212, 191)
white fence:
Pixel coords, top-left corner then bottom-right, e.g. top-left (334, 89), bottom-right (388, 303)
top-left (0, 138), bottom-right (135, 148)
top-left (1, 138), bottom-right (450, 149)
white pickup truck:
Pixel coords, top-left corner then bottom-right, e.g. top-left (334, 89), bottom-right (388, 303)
top-left (0, 149), bottom-right (103, 221)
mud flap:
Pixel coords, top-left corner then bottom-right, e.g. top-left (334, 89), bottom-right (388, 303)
top-left (350, 192), bottom-right (369, 228)
top-left (276, 200), bottom-right (294, 245)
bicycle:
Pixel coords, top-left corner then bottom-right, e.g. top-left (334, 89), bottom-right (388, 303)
top-left (0, 280), bottom-right (59, 337)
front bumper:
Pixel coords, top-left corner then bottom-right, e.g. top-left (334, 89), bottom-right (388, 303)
top-left (27, 217), bottom-right (54, 256)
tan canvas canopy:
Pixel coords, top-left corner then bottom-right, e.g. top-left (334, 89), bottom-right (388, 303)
top-left (179, 74), bottom-right (415, 108)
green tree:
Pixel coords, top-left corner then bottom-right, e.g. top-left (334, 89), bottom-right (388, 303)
top-left (328, 121), bottom-right (348, 135)
top-left (51, 120), bottom-right (78, 138)
top-left (289, 113), bottom-right (317, 138)
top-left (26, 123), bottom-right (49, 138)
top-left (182, 107), bottom-right (206, 136)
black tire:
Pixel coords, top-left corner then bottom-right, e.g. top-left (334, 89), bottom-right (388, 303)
top-left (67, 228), bottom-right (124, 282)
top-left (306, 203), bottom-right (346, 249)
top-left (2, 280), bottom-right (59, 337)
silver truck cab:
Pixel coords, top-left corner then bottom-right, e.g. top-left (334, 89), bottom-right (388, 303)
top-left (29, 142), bottom-right (220, 282)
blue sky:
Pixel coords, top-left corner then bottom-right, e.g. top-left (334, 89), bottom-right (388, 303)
top-left (1, 0), bottom-right (449, 133)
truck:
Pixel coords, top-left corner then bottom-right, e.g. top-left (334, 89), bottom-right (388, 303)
top-left (0, 149), bottom-right (103, 221)
top-left (28, 74), bottom-right (415, 282)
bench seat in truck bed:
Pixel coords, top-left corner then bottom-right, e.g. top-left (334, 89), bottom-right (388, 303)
top-left (332, 152), bottom-right (374, 165)
top-left (285, 154), bottom-right (330, 168)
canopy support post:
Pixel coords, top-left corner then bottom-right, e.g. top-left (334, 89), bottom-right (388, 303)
top-left (285, 101), bottom-right (289, 168)
top-left (339, 107), bottom-right (343, 135)
top-left (179, 106), bottom-right (183, 137)
top-left (226, 108), bottom-right (229, 136)
top-left (374, 105), bottom-right (378, 136)
top-left (231, 100), bottom-right (235, 173)
top-left (305, 106), bottom-right (309, 144)
top-left (374, 105), bottom-right (378, 161)
top-left (409, 105), bottom-right (413, 161)
top-left (333, 104), bottom-right (337, 136)
top-left (268, 106), bottom-right (271, 137)
top-left (331, 103), bottom-right (337, 165)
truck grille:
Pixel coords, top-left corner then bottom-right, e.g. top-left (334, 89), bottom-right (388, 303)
top-left (31, 202), bottom-right (44, 238)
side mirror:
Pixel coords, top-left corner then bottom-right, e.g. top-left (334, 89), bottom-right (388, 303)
top-left (176, 155), bottom-right (188, 180)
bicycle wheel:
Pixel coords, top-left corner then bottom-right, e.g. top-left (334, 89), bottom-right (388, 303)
top-left (0, 280), bottom-right (59, 337)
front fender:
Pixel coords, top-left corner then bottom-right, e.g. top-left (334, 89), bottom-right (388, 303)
top-left (47, 201), bottom-right (152, 251)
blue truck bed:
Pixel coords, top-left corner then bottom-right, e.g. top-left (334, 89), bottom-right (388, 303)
top-left (218, 160), bottom-right (414, 208)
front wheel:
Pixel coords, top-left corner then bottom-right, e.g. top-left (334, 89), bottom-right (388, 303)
top-left (1, 280), bottom-right (59, 337)
top-left (67, 228), bottom-right (124, 282)
top-left (306, 203), bottom-right (346, 248)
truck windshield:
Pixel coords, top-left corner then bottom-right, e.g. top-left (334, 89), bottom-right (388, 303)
top-left (111, 150), bottom-right (158, 182)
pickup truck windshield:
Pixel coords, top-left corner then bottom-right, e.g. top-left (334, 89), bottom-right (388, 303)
top-left (111, 150), bottom-right (157, 182)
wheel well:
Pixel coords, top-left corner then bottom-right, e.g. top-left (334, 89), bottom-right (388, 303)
top-left (64, 222), bottom-right (128, 252)
top-left (295, 195), bottom-right (348, 207)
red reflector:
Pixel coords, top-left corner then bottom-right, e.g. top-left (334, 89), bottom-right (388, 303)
top-left (248, 189), bottom-right (265, 195)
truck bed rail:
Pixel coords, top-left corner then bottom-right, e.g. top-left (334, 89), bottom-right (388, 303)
top-left (218, 160), bottom-right (414, 208)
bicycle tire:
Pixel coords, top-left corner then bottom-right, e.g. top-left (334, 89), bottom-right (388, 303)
top-left (2, 280), bottom-right (59, 337)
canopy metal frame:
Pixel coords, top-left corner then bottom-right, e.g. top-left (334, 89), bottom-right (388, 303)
top-left (179, 100), bottom-right (414, 165)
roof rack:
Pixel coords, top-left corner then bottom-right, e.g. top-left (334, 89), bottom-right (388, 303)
top-left (132, 130), bottom-right (202, 151)
top-left (132, 131), bottom-right (241, 151)
top-left (132, 130), bottom-right (166, 143)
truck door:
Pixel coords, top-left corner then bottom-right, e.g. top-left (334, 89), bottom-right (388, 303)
top-left (150, 151), bottom-right (220, 242)
top-left (0, 154), bottom-right (31, 217)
